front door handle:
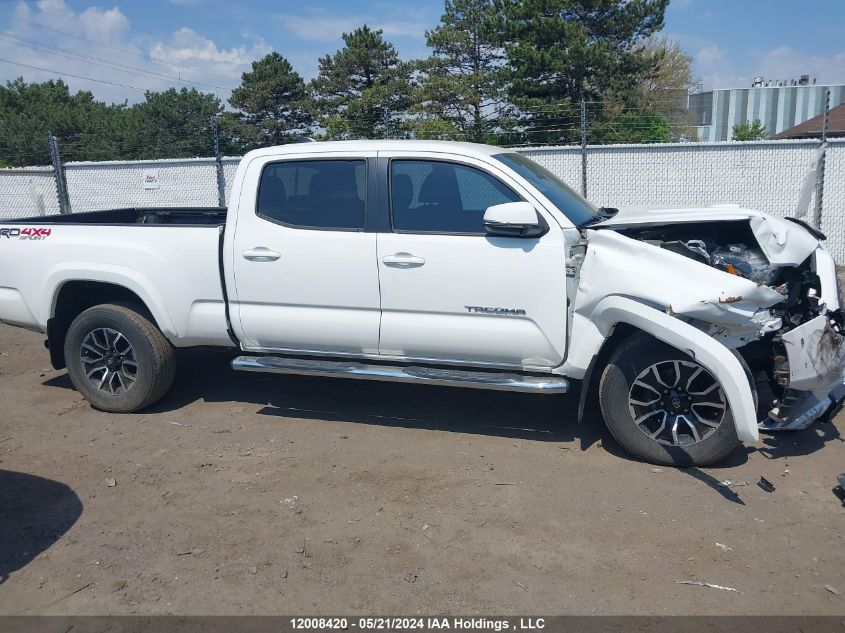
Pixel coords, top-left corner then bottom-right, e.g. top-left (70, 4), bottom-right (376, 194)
top-left (243, 247), bottom-right (281, 262)
top-left (382, 253), bottom-right (426, 267)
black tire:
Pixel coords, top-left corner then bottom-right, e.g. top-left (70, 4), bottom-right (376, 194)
top-left (64, 303), bottom-right (175, 413)
top-left (598, 333), bottom-right (742, 467)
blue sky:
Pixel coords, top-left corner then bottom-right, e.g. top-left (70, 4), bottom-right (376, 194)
top-left (0, 0), bottom-right (843, 104)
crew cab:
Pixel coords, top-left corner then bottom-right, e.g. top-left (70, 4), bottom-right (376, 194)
top-left (1, 140), bottom-right (843, 466)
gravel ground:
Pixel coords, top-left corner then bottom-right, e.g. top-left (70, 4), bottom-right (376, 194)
top-left (0, 323), bottom-right (843, 615)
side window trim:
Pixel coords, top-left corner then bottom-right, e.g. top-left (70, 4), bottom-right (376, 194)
top-left (387, 157), bottom-right (524, 236)
top-left (256, 157), bottom-right (368, 232)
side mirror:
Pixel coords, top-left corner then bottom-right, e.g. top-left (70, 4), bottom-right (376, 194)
top-left (483, 202), bottom-right (548, 238)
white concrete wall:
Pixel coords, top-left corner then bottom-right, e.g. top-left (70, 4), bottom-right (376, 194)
top-left (1, 139), bottom-right (843, 263)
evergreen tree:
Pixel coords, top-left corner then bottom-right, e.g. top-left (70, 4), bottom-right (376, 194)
top-left (126, 88), bottom-right (223, 159)
top-left (0, 80), bottom-right (225, 165)
top-left (0, 78), bottom-right (120, 165)
top-left (310, 26), bottom-right (412, 139)
top-left (228, 52), bottom-right (312, 147)
top-left (493, 0), bottom-right (668, 144)
top-left (415, 0), bottom-right (512, 142)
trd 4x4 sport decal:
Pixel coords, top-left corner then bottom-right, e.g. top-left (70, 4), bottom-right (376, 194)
top-left (0, 227), bottom-right (52, 240)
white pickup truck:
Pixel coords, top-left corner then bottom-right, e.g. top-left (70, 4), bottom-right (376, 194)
top-left (1, 140), bottom-right (843, 466)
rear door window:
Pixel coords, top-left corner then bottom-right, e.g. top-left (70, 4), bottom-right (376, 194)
top-left (257, 160), bottom-right (367, 230)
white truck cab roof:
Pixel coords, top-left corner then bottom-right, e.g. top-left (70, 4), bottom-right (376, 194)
top-left (241, 139), bottom-right (509, 161)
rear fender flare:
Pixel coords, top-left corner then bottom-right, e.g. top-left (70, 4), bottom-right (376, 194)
top-left (42, 264), bottom-right (178, 340)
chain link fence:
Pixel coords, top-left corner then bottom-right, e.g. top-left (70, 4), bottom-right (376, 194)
top-left (0, 166), bottom-right (61, 219)
top-left (1, 137), bottom-right (843, 263)
top-left (822, 141), bottom-right (845, 264)
top-left (63, 158), bottom-right (228, 212)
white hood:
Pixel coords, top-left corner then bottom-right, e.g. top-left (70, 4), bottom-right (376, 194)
top-left (592, 204), bottom-right (821, 266)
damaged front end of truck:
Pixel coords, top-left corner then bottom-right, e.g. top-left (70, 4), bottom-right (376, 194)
top-left (574, 206), bottom-right (845, 439)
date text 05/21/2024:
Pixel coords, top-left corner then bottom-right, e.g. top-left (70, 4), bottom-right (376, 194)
top-left (289, 618), bottom-right (547, 631)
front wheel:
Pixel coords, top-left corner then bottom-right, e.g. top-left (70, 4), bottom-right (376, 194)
top-left (598, 333), bottom-right (742, 466)
top-left (64, 303), bottom-right (176, 413)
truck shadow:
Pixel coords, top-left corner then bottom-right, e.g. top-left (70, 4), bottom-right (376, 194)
top-left (185, 350), bottom-right (585, 443)
top-left (0, 470), bottom-right (83, 585)
top-left (756, 421), bottom-right (843, 460)
top-left (42, 349), bottom-right (839, 463)
top-left (45, 349), bottom-right (594, 444)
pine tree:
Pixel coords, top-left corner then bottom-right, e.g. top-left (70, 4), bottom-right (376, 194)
top-left (493, 0), bottom-right (668, 143)
top-left (414, 0), bottom-right (512, 142)
top-left (310, 26), bottom-right (412, 139)
top-left (228, 52), bottom-right (312, 146)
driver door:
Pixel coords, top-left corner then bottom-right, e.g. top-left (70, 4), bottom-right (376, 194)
top-left (375, 152), bottom-right (568, 370)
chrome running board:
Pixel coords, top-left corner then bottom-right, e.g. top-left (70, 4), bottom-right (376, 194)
top-left (231, 356), bottom-right (568, 394)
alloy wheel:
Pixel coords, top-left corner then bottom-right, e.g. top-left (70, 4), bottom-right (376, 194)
top-left (628, 360), bottom-right (727, 446)
top-left (80, 327), bottom-right (138, 395)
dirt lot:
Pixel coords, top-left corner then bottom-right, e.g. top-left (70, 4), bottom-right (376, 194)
top-left (0, 322), bottom-right (843, 616)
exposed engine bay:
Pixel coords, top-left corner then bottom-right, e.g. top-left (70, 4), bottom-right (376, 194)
top-left (611, 219), bottom-right (845, 429)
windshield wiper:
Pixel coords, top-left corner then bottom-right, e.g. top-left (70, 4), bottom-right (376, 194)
top-left (578, 207), bottom-right (619, 228)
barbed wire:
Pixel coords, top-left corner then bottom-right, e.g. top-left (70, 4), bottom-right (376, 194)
top-left (0, 100), bottom-right (722, 167)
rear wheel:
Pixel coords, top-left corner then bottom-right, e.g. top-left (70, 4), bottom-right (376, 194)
top-left (64, 303), bottom-right (175, 413)
top-left (598, 333), bottom-right (742, 466)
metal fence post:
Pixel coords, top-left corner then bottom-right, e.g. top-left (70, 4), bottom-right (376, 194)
top-left (580, 98), bottom-right (587, 198)
top-left (48, 132), bottom-right (71, 214)
top-left (212, 116), bottom-right (226, 208)
top-left (383, 107), bottom-right (391, 140)
top-left (812, 89), bottom-right (830, 229)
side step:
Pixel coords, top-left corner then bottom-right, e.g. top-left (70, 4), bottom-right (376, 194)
top-left (231, 356), bottom-right (568, 394)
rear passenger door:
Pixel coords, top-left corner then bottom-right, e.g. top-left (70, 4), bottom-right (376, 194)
top-left (230, 153), bottom-right (381, 356)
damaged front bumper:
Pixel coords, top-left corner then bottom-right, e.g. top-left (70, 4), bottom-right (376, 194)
top-left (759, 381), bottom-right (845, 431)
top-left (759, 313), bottom-right (845, 431)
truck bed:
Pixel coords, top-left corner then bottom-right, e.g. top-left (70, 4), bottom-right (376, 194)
top-left (2, 207), bottom-right (227, 226)
top-left (0, 207), bottom-right (231, 348)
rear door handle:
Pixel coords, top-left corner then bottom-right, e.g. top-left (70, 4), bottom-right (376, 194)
top-left (382, 253), bottom-right (426, 267)
top-left (242, 247), bottom-right (281, 262)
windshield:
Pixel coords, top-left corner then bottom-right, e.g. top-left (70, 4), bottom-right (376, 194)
top-left (493, 152), bottom-right (597, 227)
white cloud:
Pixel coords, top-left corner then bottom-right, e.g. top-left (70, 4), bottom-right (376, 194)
top-left (16, 0), bottom-right (127, 42)
top-left (693, 42), bottom-right (845, 90)
top-left (0, 0), bottom-right (267, 103)
top-left (150, 27), bottom-right (270, 70)
top-left (755, 46), bottom-right (845, 85)
top-left (696, 44), bottom-right (725, 67)
top-left (78, 5), bottom-right (129, 43)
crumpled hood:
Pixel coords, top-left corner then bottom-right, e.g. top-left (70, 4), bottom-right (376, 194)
top-left (592, 204), bottom-right (821, 266)
top-left (575, 229), bottom-right (787, 330)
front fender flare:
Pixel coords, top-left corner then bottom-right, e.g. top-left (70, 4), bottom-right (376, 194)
top-left (591, 296), bottom-right (759, 442)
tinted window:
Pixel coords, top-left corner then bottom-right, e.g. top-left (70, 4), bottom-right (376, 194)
top-left (391, 160), bottom-right (520, 234)
top-left (493, 152), bottom-right (596, 226)
top-left (257, 160), bottom-right (366, 230)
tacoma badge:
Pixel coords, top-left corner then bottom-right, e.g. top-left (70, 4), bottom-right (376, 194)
top-left (465, 306), bottom-right (527, 316)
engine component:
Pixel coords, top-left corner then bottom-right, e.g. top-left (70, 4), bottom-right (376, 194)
top-left (711, 243), bottom-right (779, 286)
